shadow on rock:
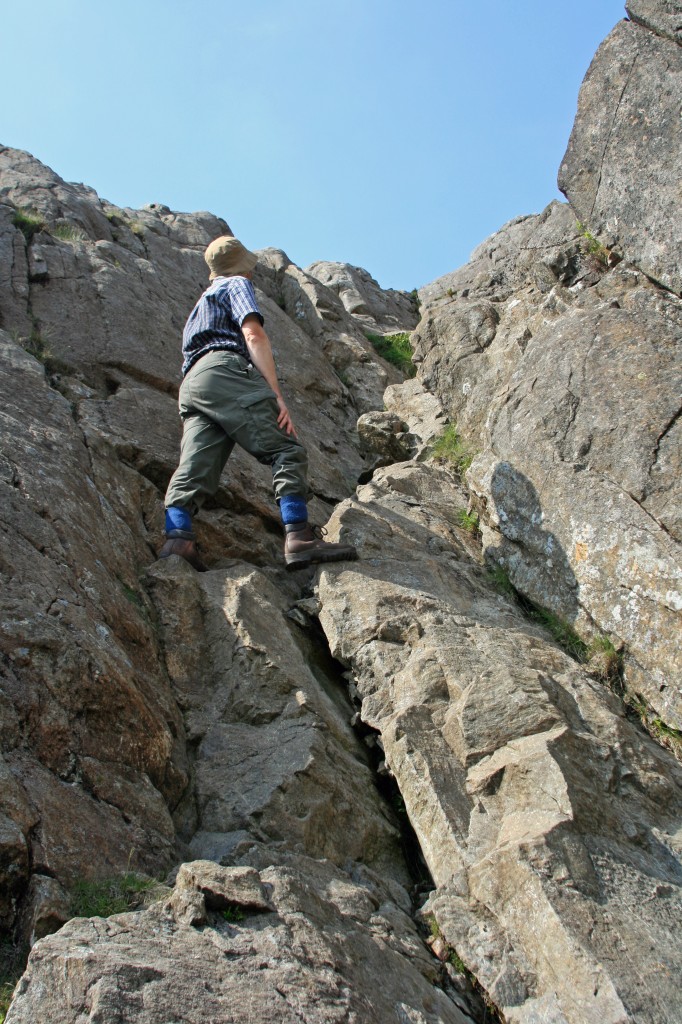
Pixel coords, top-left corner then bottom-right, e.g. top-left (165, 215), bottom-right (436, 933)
top-left (485, 461), bottom-right (580, 624)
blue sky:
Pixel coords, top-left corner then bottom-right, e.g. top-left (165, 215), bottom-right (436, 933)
top-left (1, 0), bottom-right (626, 290)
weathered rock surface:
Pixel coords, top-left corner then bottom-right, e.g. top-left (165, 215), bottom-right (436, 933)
top-left (145, 555), bottom-right (406, 881)
top-left (0, 149), bottom-right (414, 926)
top-left (383, 378), bottom-right (449, 457)
top-left (2, 146), bottom-right (458, 1022)
top-left (357, 410), bottom-right (418, 470)
top-left (558, 15), bottom-right (682, 294)
top-left (413, 201), bottom-right (682, 730)
top-left (255, 247), bottom-right (404, 415)
top-left (7, 857), bottom-right (473, 1024)
top-left (317, 462), bottom-right (682, 1024)
top-left (627, 0), bottom-right (682, 44)
top-left (466, 269), bottom-right (682, 726)
top-left (0, 145), bottom-right (401, 545)
top-left (2, 7), bottom-right (682, 1014)
top-left (0, 329), bottom-right (187, 925)
top-left (307, 259), bottom-right (420, 334)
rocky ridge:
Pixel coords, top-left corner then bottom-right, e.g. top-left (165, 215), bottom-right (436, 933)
top-left (1, 4), bottom-right (682, 1022)
top-left (413, 0), bottom-right (682, 732)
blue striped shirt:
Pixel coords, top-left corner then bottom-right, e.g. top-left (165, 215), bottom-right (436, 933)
top-left (181, 276), bottom-right (264, 376)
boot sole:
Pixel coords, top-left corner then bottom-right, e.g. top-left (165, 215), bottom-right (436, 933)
top-left (285, 549), bottom-right (358, 572)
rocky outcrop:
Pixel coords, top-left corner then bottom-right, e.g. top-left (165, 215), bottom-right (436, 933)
top-left (306, 259), bottom-right (420, 334)
top-left (145, 556), bottom-right (405, 877)
top-left (413, 198), bottom-right (682, 732)
top-left (2, 4), bottom-right (682, 1015)
top-left (1, 146), bottom-right (481, 1023)
top-left (0, 145), bottom-right (405, 559)
top-left (7, 858), bottom-right (473, 1024)
top-left (626, 0), bottom-right (682, 45)
top-left (252, 247), bottom-right (404, 415)
top-left (0, 330), bottom-right (187, 930)
top-left (558, 11), bottom-right (682, 294)
top-left (316, 462), bottom-right (682, 1024)
top-left (0, 149), bottom-right (411, 936)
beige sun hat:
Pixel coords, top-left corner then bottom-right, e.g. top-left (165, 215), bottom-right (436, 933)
top-left (204, 235), bottom-right (258, 280)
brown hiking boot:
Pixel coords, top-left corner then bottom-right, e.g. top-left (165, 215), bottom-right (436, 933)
top-left (158, 530), bottom-right (208, 572)
top-left (284, 522), bottom-right (358, 571)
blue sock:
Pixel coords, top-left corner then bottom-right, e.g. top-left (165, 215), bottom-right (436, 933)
top-left (165, 506), bottom-right (193, 533)
top-left (279, 495), bottom-right (308, 526)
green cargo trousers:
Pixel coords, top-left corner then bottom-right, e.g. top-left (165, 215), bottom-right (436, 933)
top-left (165, 349), bottom-right (309, 516)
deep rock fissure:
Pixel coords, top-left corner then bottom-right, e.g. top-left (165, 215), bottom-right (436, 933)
top-left (314, 627), bottom-right (435, 900)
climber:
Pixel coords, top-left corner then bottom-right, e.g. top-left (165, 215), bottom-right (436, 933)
top-left (158, 235), bottom-right (358, 572)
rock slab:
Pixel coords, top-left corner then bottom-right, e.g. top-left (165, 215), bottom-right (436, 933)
top-left (414, 201), bottom-right (682, 730)
top-left (558, 17), bottom-right (682, 294)
top-left (6, 856), bottom-right (473, 1024)
top-left (317, 462), bottom-right (682, 1024)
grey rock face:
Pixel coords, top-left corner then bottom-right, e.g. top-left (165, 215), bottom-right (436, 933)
top-left (317, 462), bottom-right (682, 1024)
top-left (306, 259), bottom-right (420, 333)
top-left (384, 378), bottom-right (449, 457)
top-left (357, 410), bottom-right (417, 466)
top-left (626, 0), bottom-right (682, 45)
top-left (414, 203), bottom-right (682, 730)
top-left (0, 146), bottom-right (408, 576)
top-left (413, 202), bottom-right (586, 450)
top-left (1, 146), bottom-right (447, 1024)
top-left (2, 57), bottom-right (681, 1020)
top-left (0, 148), bottom-right (417, 951)
top-left (0, 330), bottom-right (186, 925)
top-left (467, 274), bottom-right (682, 726)
top-left (255, 247), bottom-right (404, 415)
top-left (419, 201), bottom-right (580, 309)
top-left (6, 856), bottom-right (473, 1024)
top-left (558, 18), bottom-right (682, 294)
top-left (145, 556), bottom-right (407, 883)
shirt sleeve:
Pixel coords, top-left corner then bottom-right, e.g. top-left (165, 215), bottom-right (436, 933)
top-left (228, 277), bottom-right (264, 327)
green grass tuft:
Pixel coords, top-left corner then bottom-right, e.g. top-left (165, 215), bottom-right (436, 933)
top-left (627, 694), bottom-right (682, 755)
top-left (12, 207), bottom-right (46, 242)
top-left (220, 904), bottom-right (245, 923)
top-left (365, 331), bottom-right (416, 377)
top-left (70, 872), bottom-right (163, 919)
top-left (430, 425), bottom-right (475, 475)
top-left (650, 717), bottom-right (682, 743)
top-left (527, 607), bottom-right (589, 662)
top-left (587, 633), bottom-right (623, 681)
top-left (120, 581), bottom-right (144, 610)
top-left (53, 223), bottom-right (87, 242)
top-left (486, 565), bottom-right (595, 665)
top-left (487, 564), bottom-right (515, 596)
top-left (457, 508), bottom-right (479, 533)
top-left (448, 949), bottom-right (468, 972)
top-left (576, 221), bottom-right (613, 267)
top-left (589, 634), bottom-right (618, 655)
top-left (24, 327), bottom-right (50, 362)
